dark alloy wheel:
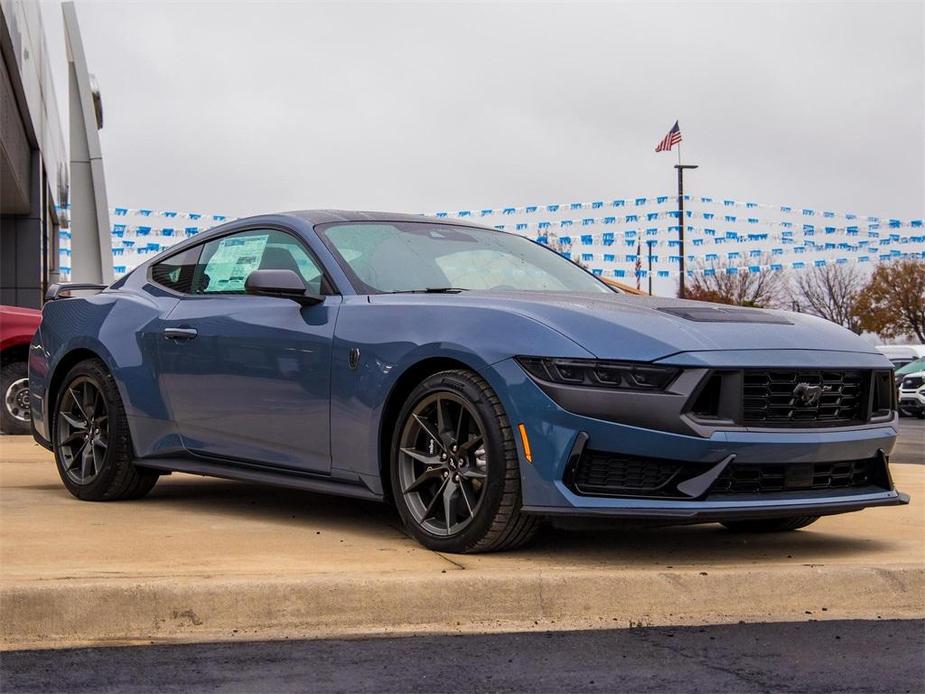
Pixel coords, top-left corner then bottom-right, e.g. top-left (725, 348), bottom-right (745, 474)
top-left (397, 391), bottom-right (489, 536)
top-left (53, 359), bottom-right (158, 501)
top-left (57, 376), bottom-right (110, 485)
top-left (391, 369), bottom-right (541, 553)
top-left (1, 361), bottom-right (32, 435)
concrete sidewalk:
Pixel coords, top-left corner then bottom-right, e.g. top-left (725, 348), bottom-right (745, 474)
top-left (1, 436), bottom-right (922, 650)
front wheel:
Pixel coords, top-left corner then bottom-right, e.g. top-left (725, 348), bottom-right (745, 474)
top-left (721, 516), bottom-right (819, 533)
top-left (390, 369), bottom-right (540, 553)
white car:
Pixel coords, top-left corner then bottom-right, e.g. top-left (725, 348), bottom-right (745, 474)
top-left (898, 370), bottom-right (925, 419)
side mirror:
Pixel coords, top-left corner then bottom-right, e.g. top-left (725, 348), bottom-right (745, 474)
top-left (244, 269), bottom-right (323, 306)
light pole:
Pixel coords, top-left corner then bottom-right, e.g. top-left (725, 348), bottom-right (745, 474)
top-left (646, 239), bottom-right (657, 295)
top-left (675, 164), bottom-right (698, 298)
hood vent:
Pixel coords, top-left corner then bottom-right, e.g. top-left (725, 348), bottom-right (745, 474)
top-left (658, 306), bottom-right (792, 324)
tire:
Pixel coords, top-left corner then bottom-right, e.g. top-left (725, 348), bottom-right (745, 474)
top-left (52, 358), bottom-right (158, 501)
top-left (917, 412), bottom-right (925, 420)
top-left (1, 361), bottom-right (32, 435)
top-left (390, 369), bottom-right (541, 553)
top-left (721, 516), bottom-right (820, 533)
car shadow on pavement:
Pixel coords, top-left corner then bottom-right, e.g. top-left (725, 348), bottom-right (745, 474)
top-left (521, 523), bottom-right (893, 566)
top-left (19, 461), bottom-right (900, 565)
top-left (38, 474), bottom-right (892, 565)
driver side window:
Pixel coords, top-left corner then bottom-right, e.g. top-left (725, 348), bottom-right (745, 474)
top-left (192, 229), bottom-right (325, 295)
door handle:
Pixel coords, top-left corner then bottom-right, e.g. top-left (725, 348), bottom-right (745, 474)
top-left (163, 327), bottom-right (198, 340)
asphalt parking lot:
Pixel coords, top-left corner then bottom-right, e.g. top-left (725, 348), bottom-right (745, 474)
top-left (3, 619), bottom-right (922, 693)
top-left (895, 417), bottom-right (924, 465)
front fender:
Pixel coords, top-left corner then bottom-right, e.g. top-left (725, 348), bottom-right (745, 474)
top-left (329, 297), bottom-right (594, 488)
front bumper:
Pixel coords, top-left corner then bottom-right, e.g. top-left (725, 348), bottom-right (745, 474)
top-left (898, 390), bottom-right (925, 413)
top-left (483, 356), bottom-right (908, 519)
top-left (524, 489), bottom-right (910, 520)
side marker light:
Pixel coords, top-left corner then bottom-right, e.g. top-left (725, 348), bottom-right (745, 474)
top-left (518, 423), bottom-right (533, 463)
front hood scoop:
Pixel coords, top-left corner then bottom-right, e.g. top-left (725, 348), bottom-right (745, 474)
top-left (657, 306), bottom-right (793, 324)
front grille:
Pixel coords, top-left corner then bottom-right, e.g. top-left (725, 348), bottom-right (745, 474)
top-left (742, 370), bottom-right (867, 427)
top-left (570, 451), bottom-right (683, 496)
top-left (710, 460), bottom-right (878, 494)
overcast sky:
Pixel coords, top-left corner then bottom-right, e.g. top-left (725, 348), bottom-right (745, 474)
top-left (39, 0), bottom-right (924, 219)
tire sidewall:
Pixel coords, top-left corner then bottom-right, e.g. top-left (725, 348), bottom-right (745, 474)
top-left (390, 371), bottom-right (512, 553)
top-left (52, 360), bottom-right (128, 500)
top-left (1, 361), bottom-right (31, 435)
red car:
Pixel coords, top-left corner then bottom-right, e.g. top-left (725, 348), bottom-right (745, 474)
top-left (1, 305), bottom-right (42, 434)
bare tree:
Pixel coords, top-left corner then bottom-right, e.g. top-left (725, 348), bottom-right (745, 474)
top-left (684, 255), bottom-right (787, 308)
top-left (791, 263), bottom-right (865, 333)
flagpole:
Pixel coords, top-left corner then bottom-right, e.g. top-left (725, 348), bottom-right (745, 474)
top-left (657, 120), bottom-right (697, 298)
top-left (675, 152), bottom-right (698, 299)
top-left (635, 241), bottom-right (642, 292)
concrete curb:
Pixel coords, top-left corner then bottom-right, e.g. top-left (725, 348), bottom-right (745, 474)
top-left (3, 565), bottom-right (923, 651)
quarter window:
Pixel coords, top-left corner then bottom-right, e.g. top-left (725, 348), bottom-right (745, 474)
top-left (150, 246), bottom-right (203, 293)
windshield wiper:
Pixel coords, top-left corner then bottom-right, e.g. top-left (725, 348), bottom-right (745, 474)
top-left (386, 287), bottom-right (470, 294)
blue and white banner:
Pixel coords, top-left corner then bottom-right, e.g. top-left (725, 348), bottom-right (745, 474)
top-left (55, 195), bottom-right (924, 283)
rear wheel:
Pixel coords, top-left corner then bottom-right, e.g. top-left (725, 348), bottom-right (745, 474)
top-left (721, 516), bottom-right (819, 533)
top-left (391, 369), bottom-right (540, 553)
top-left (1, 361), bottom-right (31, 435)
top-left (53, 358), bottom-right (158, 501)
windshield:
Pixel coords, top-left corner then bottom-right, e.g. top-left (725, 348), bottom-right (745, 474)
top-left (896, 357), bottom-right (925, 375)
top-left (316, 222), bottom-right (613, 294)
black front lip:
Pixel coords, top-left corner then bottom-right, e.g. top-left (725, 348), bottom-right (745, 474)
top-left (522, 490), bottom-right (910, 520)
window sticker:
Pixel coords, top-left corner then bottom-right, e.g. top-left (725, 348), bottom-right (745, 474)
top-left (204, 234), bottom-right (269, 292)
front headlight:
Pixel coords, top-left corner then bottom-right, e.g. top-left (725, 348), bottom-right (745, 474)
top-left (516, 356), bottom-right (680, 391)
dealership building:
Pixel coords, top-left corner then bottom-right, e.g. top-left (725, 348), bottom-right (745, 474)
top-left (0, 0), bottom-right (67, 308)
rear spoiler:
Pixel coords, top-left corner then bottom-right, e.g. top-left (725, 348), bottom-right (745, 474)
top-left (45, 283), bottom-right (109, 301)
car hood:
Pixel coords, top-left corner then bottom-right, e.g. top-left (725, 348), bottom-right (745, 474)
top-left (371, 291), bottom-right (883, 363)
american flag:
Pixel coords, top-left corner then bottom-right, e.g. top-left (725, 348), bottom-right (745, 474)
top-left (655, 121), bottom-right (682, 152)
top-left (635, 241), bottom-right (642, 291)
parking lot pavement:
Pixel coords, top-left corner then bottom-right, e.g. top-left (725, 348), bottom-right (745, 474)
top-left (1, 433), bottom-right (922, 650)
top-left (895, 418), bottom-right (924, 465)
top-left (2, 619), bottom-right (922, 693)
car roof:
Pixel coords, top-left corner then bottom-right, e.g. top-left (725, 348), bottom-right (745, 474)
top-left (897, 357), bottom-right (925, 374)
top-left (875, 345), bottom-right (925, 358)
top-left (281, 210), bottom-right (490, 228)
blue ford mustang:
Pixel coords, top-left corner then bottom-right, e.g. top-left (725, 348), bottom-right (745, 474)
top-left (29, 211), bottom-right (908, 553)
